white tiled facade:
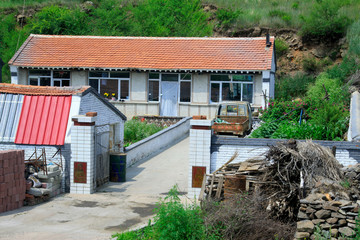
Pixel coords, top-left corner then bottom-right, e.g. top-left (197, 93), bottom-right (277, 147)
top-left (188, 119), bottom-right (212, 198)
top-left (70, 115), bottom-right (96, 194)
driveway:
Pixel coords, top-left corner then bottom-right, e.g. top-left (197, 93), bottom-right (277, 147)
top-left (0, 137), bottom-right (189, 240)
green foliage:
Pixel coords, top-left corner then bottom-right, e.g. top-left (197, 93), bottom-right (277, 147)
top-left (127, 0), bottom-right (212, 37)
top-left (274, 39), bottom-right (289, 58)
top-left (326, 57), bottom-right (358, 82)
top-left (268, 10), bottom-right (291, 24)
top-left (340, 179), bottom-right (351, 189)
top-left (300, 0), bottom-right (352, 41)
top-left (275, 73), bottom-right (315, 100)
top-left (112, 186), bottom-right (214, 240)
top-left (216, 8), bottom-right (242, 30)
top-left (347, 19), bottom-right (360, 59)
top-left (302, 56), bottom-right (332, 75)
top-left (249, 122), bottom-right (279, 138)
top-left (29, 5), bottom-right (90, 35)
top-left (271, 121), bottom-right (324, 140)
top-left (124, 119), bottom-right (164, 147)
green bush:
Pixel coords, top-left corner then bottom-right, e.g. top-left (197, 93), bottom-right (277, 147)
top-left (275, 73), bottom-right (315, 100)
top-left (300, 0), bottom-right (351, 41)
top-left (124, 119), bottom-right (164, 147)
top-left (347, 19), bottom-right (360, 59)
top-left (275, 39), bottom-right (289, 58)
top-left (216, 7), bottom-right (242, 30)
top-left (112, 186), bottom-right (214, 240)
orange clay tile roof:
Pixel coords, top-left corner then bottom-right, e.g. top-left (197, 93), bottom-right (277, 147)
top-left (9, 35), bottom-right (275, 71)
top-left (0, 83), bottom-right (90, 96)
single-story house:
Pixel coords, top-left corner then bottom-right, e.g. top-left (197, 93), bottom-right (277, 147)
top-left (8, 34), bottom-right (276, 119)
top-left (0, 83), bottom-right (126, 192)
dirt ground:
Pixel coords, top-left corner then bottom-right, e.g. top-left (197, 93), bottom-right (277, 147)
top-left (0, 137), bottom-right (189, 240)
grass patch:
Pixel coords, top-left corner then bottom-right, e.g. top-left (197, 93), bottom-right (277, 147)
top-left (124, 118), bottom-right (164, 147)
top-left (0, 0), bottom-right (82, 8)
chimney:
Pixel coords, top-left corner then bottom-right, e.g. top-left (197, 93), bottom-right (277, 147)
top-left (266, 33), bottom-right (272, 47)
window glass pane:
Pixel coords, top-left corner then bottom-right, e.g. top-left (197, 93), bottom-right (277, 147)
top-left (162, 74), bottom-right (178, 81)
top-left (148, 80), bottom-right (159, 101)
top-left (62, 80), bottom-right (70, 87)
top-left (180, 73), bottom-right (191, 80)
top-left (29, 70), bottom-right (51, 76)
top-left (180, 82), bottom-right (191, 102)
top-left (100, 79), bottom-right (118, 98)
top-left (149, 73), bottom-right (160, 79)
top-left (30, 78), bottom-right (38, 86)
top-left (89, 79), bottom-right (99, 91)
top-left (53, 71), bottom-right (70, 79)
top-left (40, 77), bottom-right (51, 86)
top-left (210, 75), bottom-right (230, 81)
top-left (211, 83), bottom-right (220, 102)
top-left (53, 80), bottom-right (61, 87)
top-left (242, 83), bottom-right (253, 103)
top-left (222, 83), bottom-right (241, 101)
top-left (120, 80), bottom-right (129, 99)
top-left (110, 72), bottom-right (130, 78)
top-left (233, 75), bottom-right (253, 82)
top-left (226, 105), bottom-right (238, 116)
top-left (89, 71), bottom-right (108, 78)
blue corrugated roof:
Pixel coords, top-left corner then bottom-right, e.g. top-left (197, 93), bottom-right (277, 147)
top-left (0, 94), bottom-right (23, 142)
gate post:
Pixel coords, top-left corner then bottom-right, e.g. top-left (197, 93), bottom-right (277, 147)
top-left (70, 112), bottom-right (97, 194)
top-left (188, 119), bottom-right (213, 198)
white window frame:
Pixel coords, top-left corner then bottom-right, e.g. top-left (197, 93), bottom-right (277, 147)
top-left (88, 71), bottom-right (130, 101)
top-left (209, 74), bottom-right (254, 104)
top-left (28, 70), bottom-right (71, 87)
top-left (147, 72), bottom-right (192, 103)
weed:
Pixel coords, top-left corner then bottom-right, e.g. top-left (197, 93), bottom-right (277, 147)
top-left (275, 39), bottom-right (289, 58)
top-left (124, 119), bottom-right (164, 147)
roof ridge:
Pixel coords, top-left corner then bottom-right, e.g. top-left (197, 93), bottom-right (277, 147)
top-left (0, 83), bottom-right (90, 96)
top-left (30, 34), bottom-right (273, 41)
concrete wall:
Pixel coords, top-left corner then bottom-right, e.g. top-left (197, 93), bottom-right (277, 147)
top-left (18, 68), bottom-right (27, 85)
top-left (125, 117), bottom-right (191, 167)
top-left (130, 72), bottom-right (147, 101)
top-left (113, 101), bottom-right (160, 119)
top-left (211, 137), bottom-right (360, 172)
top-left (71, 70), bottom-right (88, 87)
top-left (0, 143), bottom-right (71, 192)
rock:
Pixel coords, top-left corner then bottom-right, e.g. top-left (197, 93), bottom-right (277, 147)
top-left (306, 207), bottom-right (316, 214)
top-left (315, 210), bottom-right (331, 219)
top-left (339, 209), bottom-right (347, 215)
top-left (294, 232), bottom-right (310, 239)
top-left (329, 201), bottom-right (342, 207)
top-left (297, 220), bottom-right (314, 233)
top-left (324, 204), bottom-right (339, 212)
top-left (339, 200), bottom-right (352, 206)
top-left (338, 219), bottom-right (347, 227)
top-left (326, 218), bottom-right (338, 224)
top-left (339, 227), bottom-right (355, 237)
top-left (312, 219), bottom-right (325, 225)
top-left (320, 223), bottom-right (331, 229)
top-left (332, 212), bottom-right (346, 219)
top-left (298, 211), bottom-right (308, 220)
top-left (330, 228), bottom-right (339, 237)
top-left (348, 223), bottom-right (356, 229)
top-left (345, 171), bottom-right (357, 179)
top-left (341, 205), bottom-right (355, 210)
top-left (347, 212), bottom-right (358, 216)
top-left (347, 219), bottom-right (356, 224)
top-left (251, 27), bottom-right (261, 37)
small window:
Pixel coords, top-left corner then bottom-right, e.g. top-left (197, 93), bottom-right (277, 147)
top-left (162, 74), bottom-right (178, 82)
top-left (233, 75), bottom-right (253, 82)
top-left (62, 80), bottom-right (70, 87)
top-left (180, 82), bottom-right (191, 102)
top-left (89, 79), bottom-right (99, 91)
top-left (100, 79), bottom-right (118, 97)
top-left (110, 72), bottom-right (130, 78)
top-left (149, 73), bottom-right (160, 79)
top-left (210, 75), bottom-right (230, 81)
top-left (29, 70), bottom-right (51, 76)
top-left (40, 78), bottom-right (51, 86)
top-left (148, 80), bottom-right (159, 101)
top-left (89, 71), bottom-right (109, 78)
top-left (180, 73), bottom-right (191, 80)
top-left (53, 71), bottom-right (70, 79)
top-left (242, 83), bottom-right (253, 103)
top-left (120, 80), bottom-right (129, 99)
top-left (30, 78), bottom-right (38, 86)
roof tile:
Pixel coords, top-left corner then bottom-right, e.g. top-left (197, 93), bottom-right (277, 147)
top-left (0, 83), bottom-right (90, 96)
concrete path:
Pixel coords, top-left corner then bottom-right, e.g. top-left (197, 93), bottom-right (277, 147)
top-left (0, 137), bottom-right (189, 240)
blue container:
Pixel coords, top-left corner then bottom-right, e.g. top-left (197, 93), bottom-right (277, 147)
top-left (110, 153), bottom-right (126, 182)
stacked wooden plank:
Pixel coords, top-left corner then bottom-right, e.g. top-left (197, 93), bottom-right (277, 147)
top-left (200, 157), bottom-right (266, 201)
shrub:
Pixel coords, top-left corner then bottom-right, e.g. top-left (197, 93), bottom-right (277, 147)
top-left (300, 0), bottom-right (351, 41)
top-left (347, 19), bottom-right (360, 59)
top-left (275, 73), bottom-right (315, 100)
top-left (275, 39), bottom-right (289, 58)
top-left (216, 8), bottom-right (242, 30)
top-left (124, 118), bottom-right (164, 146)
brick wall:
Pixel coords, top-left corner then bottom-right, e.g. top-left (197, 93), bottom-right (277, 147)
top-left (0, 150), bottom-right (25, 213)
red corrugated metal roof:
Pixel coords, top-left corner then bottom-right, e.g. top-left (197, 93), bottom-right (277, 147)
top-left (15, 95), bottom-right (72, 145)
top-left (9, 35), bottom-right (275, 71)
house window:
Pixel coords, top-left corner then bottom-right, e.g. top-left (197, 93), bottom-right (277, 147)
top-left (147, 72), bottom-right (192, 102)
top-left (28, 70), bottom-right (70, 87)
top-left (210, 74), bottom-right (253, 103)
top-left (89, 71), bottom-right (130, 100)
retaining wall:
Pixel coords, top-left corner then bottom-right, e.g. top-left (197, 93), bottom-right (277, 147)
top-left (125, 117), bottom-right (191, 167)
